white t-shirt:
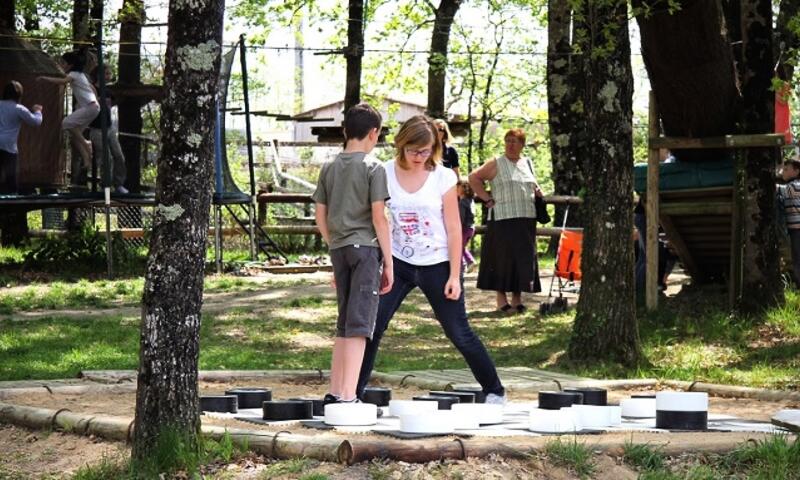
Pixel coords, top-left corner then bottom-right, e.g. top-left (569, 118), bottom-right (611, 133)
top-left (68, 71), bottom-right (98, 107)
top-left (386, 160), bottom-right (457, 266)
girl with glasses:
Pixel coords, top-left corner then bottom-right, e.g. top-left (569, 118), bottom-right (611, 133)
top-left (356, 115), bottom-right (507, 405)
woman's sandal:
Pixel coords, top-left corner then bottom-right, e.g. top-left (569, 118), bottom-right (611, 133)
top-left (516, 304), bottom-right (527, 314)
top-left (498, 304), bottom-right (514, 313)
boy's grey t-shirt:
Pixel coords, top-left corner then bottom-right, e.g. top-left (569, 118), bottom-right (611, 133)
top-left (312, 152), bottom-right (390, 250)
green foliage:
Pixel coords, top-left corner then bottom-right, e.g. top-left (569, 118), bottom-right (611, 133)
top-left (623, 441), bottom-right (666, 471)
top-left (544, 438), bottom-right (595, 478)
top-left (299, 474), bottom-right (329, 480)
top-left (24, 225), bottom-right (105, 265)
top-left (71, 455), bottom-right (131, 480)
top-left (723, 435), bottom-right (800, 480)
top-left (202, 431), bottom-right (249, 465)
top-left (130, 428), bottom-right (245, 478)
top-left (259, 458), bottom-right (317, 478)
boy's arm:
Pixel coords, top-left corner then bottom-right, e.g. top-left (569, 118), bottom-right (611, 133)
top-left (372, 201), bottom-right (393, 294)
top-left (315, 203), bottom-right (331, 246)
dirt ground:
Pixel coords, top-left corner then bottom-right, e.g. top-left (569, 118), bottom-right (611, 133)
top-left (1, 377), bottom-right (796, 479)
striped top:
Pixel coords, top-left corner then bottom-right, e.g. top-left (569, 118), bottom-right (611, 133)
top-left (489, 155), bottom-right (537, 221)
top-left (779, 178), bottom-right (800, 230)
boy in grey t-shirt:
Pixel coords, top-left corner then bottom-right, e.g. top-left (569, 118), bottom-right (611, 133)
top-left (312, 103), bottom-right (393, 404)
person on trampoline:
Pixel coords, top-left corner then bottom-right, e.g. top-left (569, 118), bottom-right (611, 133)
top-left (0, 81), bottom-right (43, 194)
top-left (313, 102), bottom-right (393, 404)
top-left (38, 51), bottom-right (100, 177)
top-left (356, 115), bottom-right (507, 405)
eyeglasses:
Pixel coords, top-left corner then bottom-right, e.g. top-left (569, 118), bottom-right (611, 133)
top-left (404, 147), bottom-right (433, 158)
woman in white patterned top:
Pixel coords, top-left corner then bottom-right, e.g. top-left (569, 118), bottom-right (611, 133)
top-left (468, 128), bottom-right (543, 314)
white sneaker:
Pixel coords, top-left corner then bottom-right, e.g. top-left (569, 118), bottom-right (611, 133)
top-left (485, 393), bottom-right (507, 405)
top-left (115, 186), bottom-right (129, 194)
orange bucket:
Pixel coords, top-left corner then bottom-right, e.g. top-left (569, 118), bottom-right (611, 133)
top-left (555, 230), bottom-right (582, 281)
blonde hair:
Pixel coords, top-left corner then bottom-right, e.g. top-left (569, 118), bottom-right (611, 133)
top-left (394, 115), bottom-right (442, 171)
top-left (432, 118), bottom-right (453, 143)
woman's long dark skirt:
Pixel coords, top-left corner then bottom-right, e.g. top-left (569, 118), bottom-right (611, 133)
top-left (477, 217), bottom-right (541, 293)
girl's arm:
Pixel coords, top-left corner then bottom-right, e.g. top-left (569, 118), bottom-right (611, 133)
top-left (442, 186), bottom-right (462, 300)
top-left (37, 75), bottom-right (70, 85)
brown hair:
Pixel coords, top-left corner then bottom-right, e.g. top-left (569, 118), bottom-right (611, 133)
top-left (504, 128), bottom-right (526, 144)
top-left (785, 159), bottom-right (800, 171)
top-left (394, 115), bottom-right (442, 171)
top-left (2, 81), bottom-right (23, 102)
top-left (343, 102), bottom-right (382, 141)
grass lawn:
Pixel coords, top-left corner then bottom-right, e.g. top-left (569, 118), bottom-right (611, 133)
top-left (0, 270), bottom-right (798, 388)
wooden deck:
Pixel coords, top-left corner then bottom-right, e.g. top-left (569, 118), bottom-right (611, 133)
top-left (656, 186), bottom-right (734, 283)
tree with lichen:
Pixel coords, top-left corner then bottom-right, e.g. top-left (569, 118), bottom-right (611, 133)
top-left (547, 0), bottom-right (585, 239)
top-left (567, 0), bottom-right (640, 366)
top-left (131, 0), bottom-right (224, 471)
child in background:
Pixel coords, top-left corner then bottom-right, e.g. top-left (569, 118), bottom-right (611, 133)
top-left (778, 159), bottom-right (800, 287)
top-left (458, 180), bottom-right (476, 270)
top-left (38, 51), bottom-right (100, 176)
top-left (0, 81), bottom-right (43, 193)
top-left (312, 103), bottom-right (393, 404)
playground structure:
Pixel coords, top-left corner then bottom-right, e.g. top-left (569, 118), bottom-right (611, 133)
top-left (0, 32), bottom-right (300, 275)
top-left (640, 92), bottom-right (787, 310)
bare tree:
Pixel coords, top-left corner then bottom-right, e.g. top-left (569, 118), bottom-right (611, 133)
top-left (132, 0), bottom-right (225, 466)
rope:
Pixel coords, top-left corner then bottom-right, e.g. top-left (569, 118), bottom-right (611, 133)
top-left (271, 430), bottom-right (293, 455)
top-left (51, 408), bottom-right (72, 429)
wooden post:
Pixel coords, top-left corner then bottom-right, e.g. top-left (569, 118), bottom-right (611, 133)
top-left (729, 150), bottom-right (745, 309)
top-left (646, 91), bottom-right (660, 311)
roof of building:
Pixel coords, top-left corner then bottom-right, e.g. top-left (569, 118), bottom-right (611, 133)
top-left (0, 29), bottom-right (64, 75)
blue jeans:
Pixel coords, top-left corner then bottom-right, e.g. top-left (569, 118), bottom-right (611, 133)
top-left (356, 258), bottom-right (505, 397)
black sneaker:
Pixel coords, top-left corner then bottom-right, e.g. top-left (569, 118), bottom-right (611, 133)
top-left (323, 393), bottom-right (340, 405)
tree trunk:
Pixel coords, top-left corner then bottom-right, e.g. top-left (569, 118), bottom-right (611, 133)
top-left (426, 0), bottom-right (462, 119)
top-left (568, 1), bottom-right (640, 366)
top-left (90, 0), bottom-right (103, 45)
top-left (118, 0), bottom-right (144, 194)
top-left (344, 0), bottom-right (364, 112)
top-left (1, 0), bottom-right (15, 31)
top-left (721, 0), bottom-right (744, 85)
top-left (131, 0), bottom-right (224, 465)
top-left (634, 0), bottom-right (740, 162)
top-left (738, 0), bottom-right (784, 312)
top-left (72, 0), bottom-right (90, 48)
top-left (547, 1), bottom-right (584, 245)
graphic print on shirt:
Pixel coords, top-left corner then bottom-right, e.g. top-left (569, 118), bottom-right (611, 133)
top-left (390, 202), bottom-right (439, 260)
